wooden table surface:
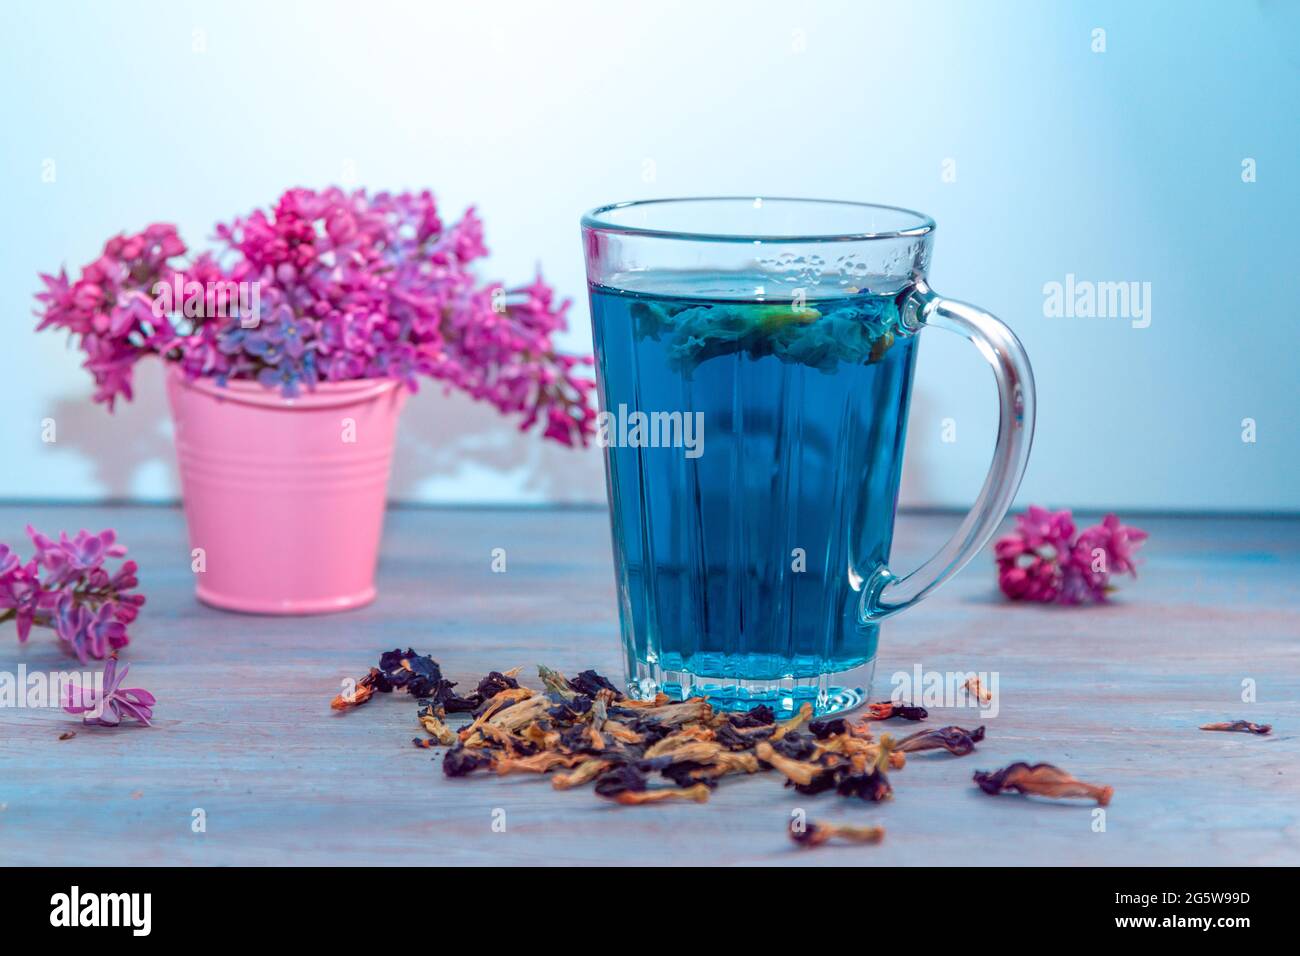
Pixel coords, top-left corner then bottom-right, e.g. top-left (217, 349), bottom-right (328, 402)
top-left (1, 504), bottom-right (1296, 866)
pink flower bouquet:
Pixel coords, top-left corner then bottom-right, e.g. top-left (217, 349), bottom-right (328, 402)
top-left (35, 187), bottom-right (596, 446)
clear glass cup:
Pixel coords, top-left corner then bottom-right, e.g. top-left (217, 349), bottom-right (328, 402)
top-left (581, 198), bottom-right (1034, 717)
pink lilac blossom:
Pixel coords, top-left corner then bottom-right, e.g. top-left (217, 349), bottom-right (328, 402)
top-left (995, 506), bottom-right (1148, 605)
top-left (63, 654), bottom-right (155, 727)
top-left (35, 188), bottom-right (596, 446)
top-left (0, 527), bottom-right (144, 662)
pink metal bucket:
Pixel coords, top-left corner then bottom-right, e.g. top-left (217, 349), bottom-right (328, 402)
top-left (164, 365), bottom-right (407, 614)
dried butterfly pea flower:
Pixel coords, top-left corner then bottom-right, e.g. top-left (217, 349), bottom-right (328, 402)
top-left (442, 746), bottom-right (493, 778)
top-left (792, 771), bottom-right (840, 796)
top-left (460, 687), bottom-right (535, 737)
top-left (495, 752), bottom-right (589, 775)
top-left (973, 762), bottom-right (1113, 805)
top-left (556, 759), bottom-right (618, 790)
top-left (611, 783), bottom-right (710, 805)
top-left (548, 695), bottom-right (593, 721)
top-left (809, 718), bottom-right (847, 739)
top-left (769, 732), bottom-right (819, 761)
top-left (867, 701), bottom-right (928, 721)
top-left (756, 740), bottom-right (839, 788)
top-left (621, 697), bottom-right (713, 727)
top-left (772, 702), bottom-right (814, 740)
top-left (478, 722), bottom-right (540, 757)
top-left (642, 735), bottom-right (719, 761)
top-left (592, 763), bottom-right (646, 797)
top-left (331, 667), bottom-right (383, 710)
top-left (894, 725), bottom-right (986, 756)
top-left (712, 722), bottom-right (764, 751)
top-left (729, 704), bottom-right (777, 729)
top-left (538, 664), bottom-right (578, 700)
top-left (964, 676), bottom-right (992, 704)
top-left (336, 651), bottom-right (479, 712)
top-left (662, 751), bottom-right (760, 787)
top-left (601, 720), bottom-right (643, 745)
top-left (835, 767), bottom-right (893, 802)
top-left (351, 653), bottom-right (992, 832)
top-left (568, 669), bottom-right (622, 698)
top-left (810, 733), bottom-right (900, 773)
top-left (659, 762), bottom-right (720, 789)
top-left (1200, 720), bottom-right (1271, 735)
top-left (612, 692), bottom-right (672, 709)
top-left (377, 648), bottom-right (452, 699)
top-left (476, 670), bottom-right (521, 699)
top-left (789, 820), bottom-right (885, 848)
top-left (417, 701), bottom-right (458, 745)
top-left (440, 692), bottom-right (483, 715)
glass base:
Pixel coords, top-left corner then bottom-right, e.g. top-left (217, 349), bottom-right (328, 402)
top-left (624, 657), bottom-right (875, 719)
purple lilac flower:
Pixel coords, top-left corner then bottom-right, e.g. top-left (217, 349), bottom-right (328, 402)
top-left (996, 507), bottom-right (1148, 605)
top-left (34, 188), bottom-right (597, 446)
top-left (63, 655), bottom-right (155, 727)
top-left (0, 556), bottom-right (45, 642)
top-left (0, 527), bottom-right (144, 659)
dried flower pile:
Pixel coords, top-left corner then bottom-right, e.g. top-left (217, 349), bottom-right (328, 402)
top-left (995, 506), bottom-right (1148, 604)
top-left (0, 526), bottom-right (144, 662)
top-left (34, 187), bottom-right (596, 446)
top-left (336, 649), bottom-right (1120, 848)
top-left (327, 650), bottom-right (1286, 849)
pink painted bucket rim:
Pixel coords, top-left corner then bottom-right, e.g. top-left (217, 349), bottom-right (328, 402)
top-left (165, 362), bottom-right (404, 410)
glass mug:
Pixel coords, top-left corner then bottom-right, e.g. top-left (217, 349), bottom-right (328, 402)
top-left (581, 198), bottom-right (1034, 717)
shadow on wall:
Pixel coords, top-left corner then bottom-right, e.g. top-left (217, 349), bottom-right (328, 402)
top-left (390, 385), bottom-right (605, 505)
top-left (46, 359), bottom-right (178, 499)
top-left (43, 359), bottom-right (607, 505)
top-left (45, 359), bottom-right (938, 508)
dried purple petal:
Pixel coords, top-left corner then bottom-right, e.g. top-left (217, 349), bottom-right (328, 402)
top-left (809, 717), bottom-right (847, 739)
top-left (442, 747), bottom-right (492, 778)
top-left (594, 764), bottom-right (647, 798)
top-left (566, 669), bottom-right (622, 699)
top-left (790, 820), bottom-right (885, 848)
top-left (836, 768), bottom-right (892, 802)
top-left (867, 701), bottom-right (928, 721)
top-left (974, 762), bottom-right (1112, 805)
top-left (730, 704), bottom-right (777, 729)
top-left (476, 671), bottom-right (520, 699)
top-left (770, 732), bottom-right (818, 761)
top-left (894, 725), bottom-right (986, 756)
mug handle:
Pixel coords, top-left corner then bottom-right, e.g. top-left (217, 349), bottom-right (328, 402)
top-left (860, 278), bottom-right (1036, 622)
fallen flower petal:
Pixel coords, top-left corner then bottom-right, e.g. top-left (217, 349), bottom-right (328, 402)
top-left (973, 762), bottom-right (1112, 805)
top-left (964, 676), bottom-right (992, 704)
top-left (1200, 720), bottom-right (1271, 735)
top-left (789, 820), bottom-right (886, 848)
top-left (894, 725), bottom-right (986, 756)
top-left (61, 655), bottom-right (154, 727)
top-left (867, 701), bottom-right (928, 721)
top-left (611, 783), bottom-right (711, 805)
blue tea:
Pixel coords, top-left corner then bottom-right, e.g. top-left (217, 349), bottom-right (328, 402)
top-left (589, 274), bottom-right (919, 716)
